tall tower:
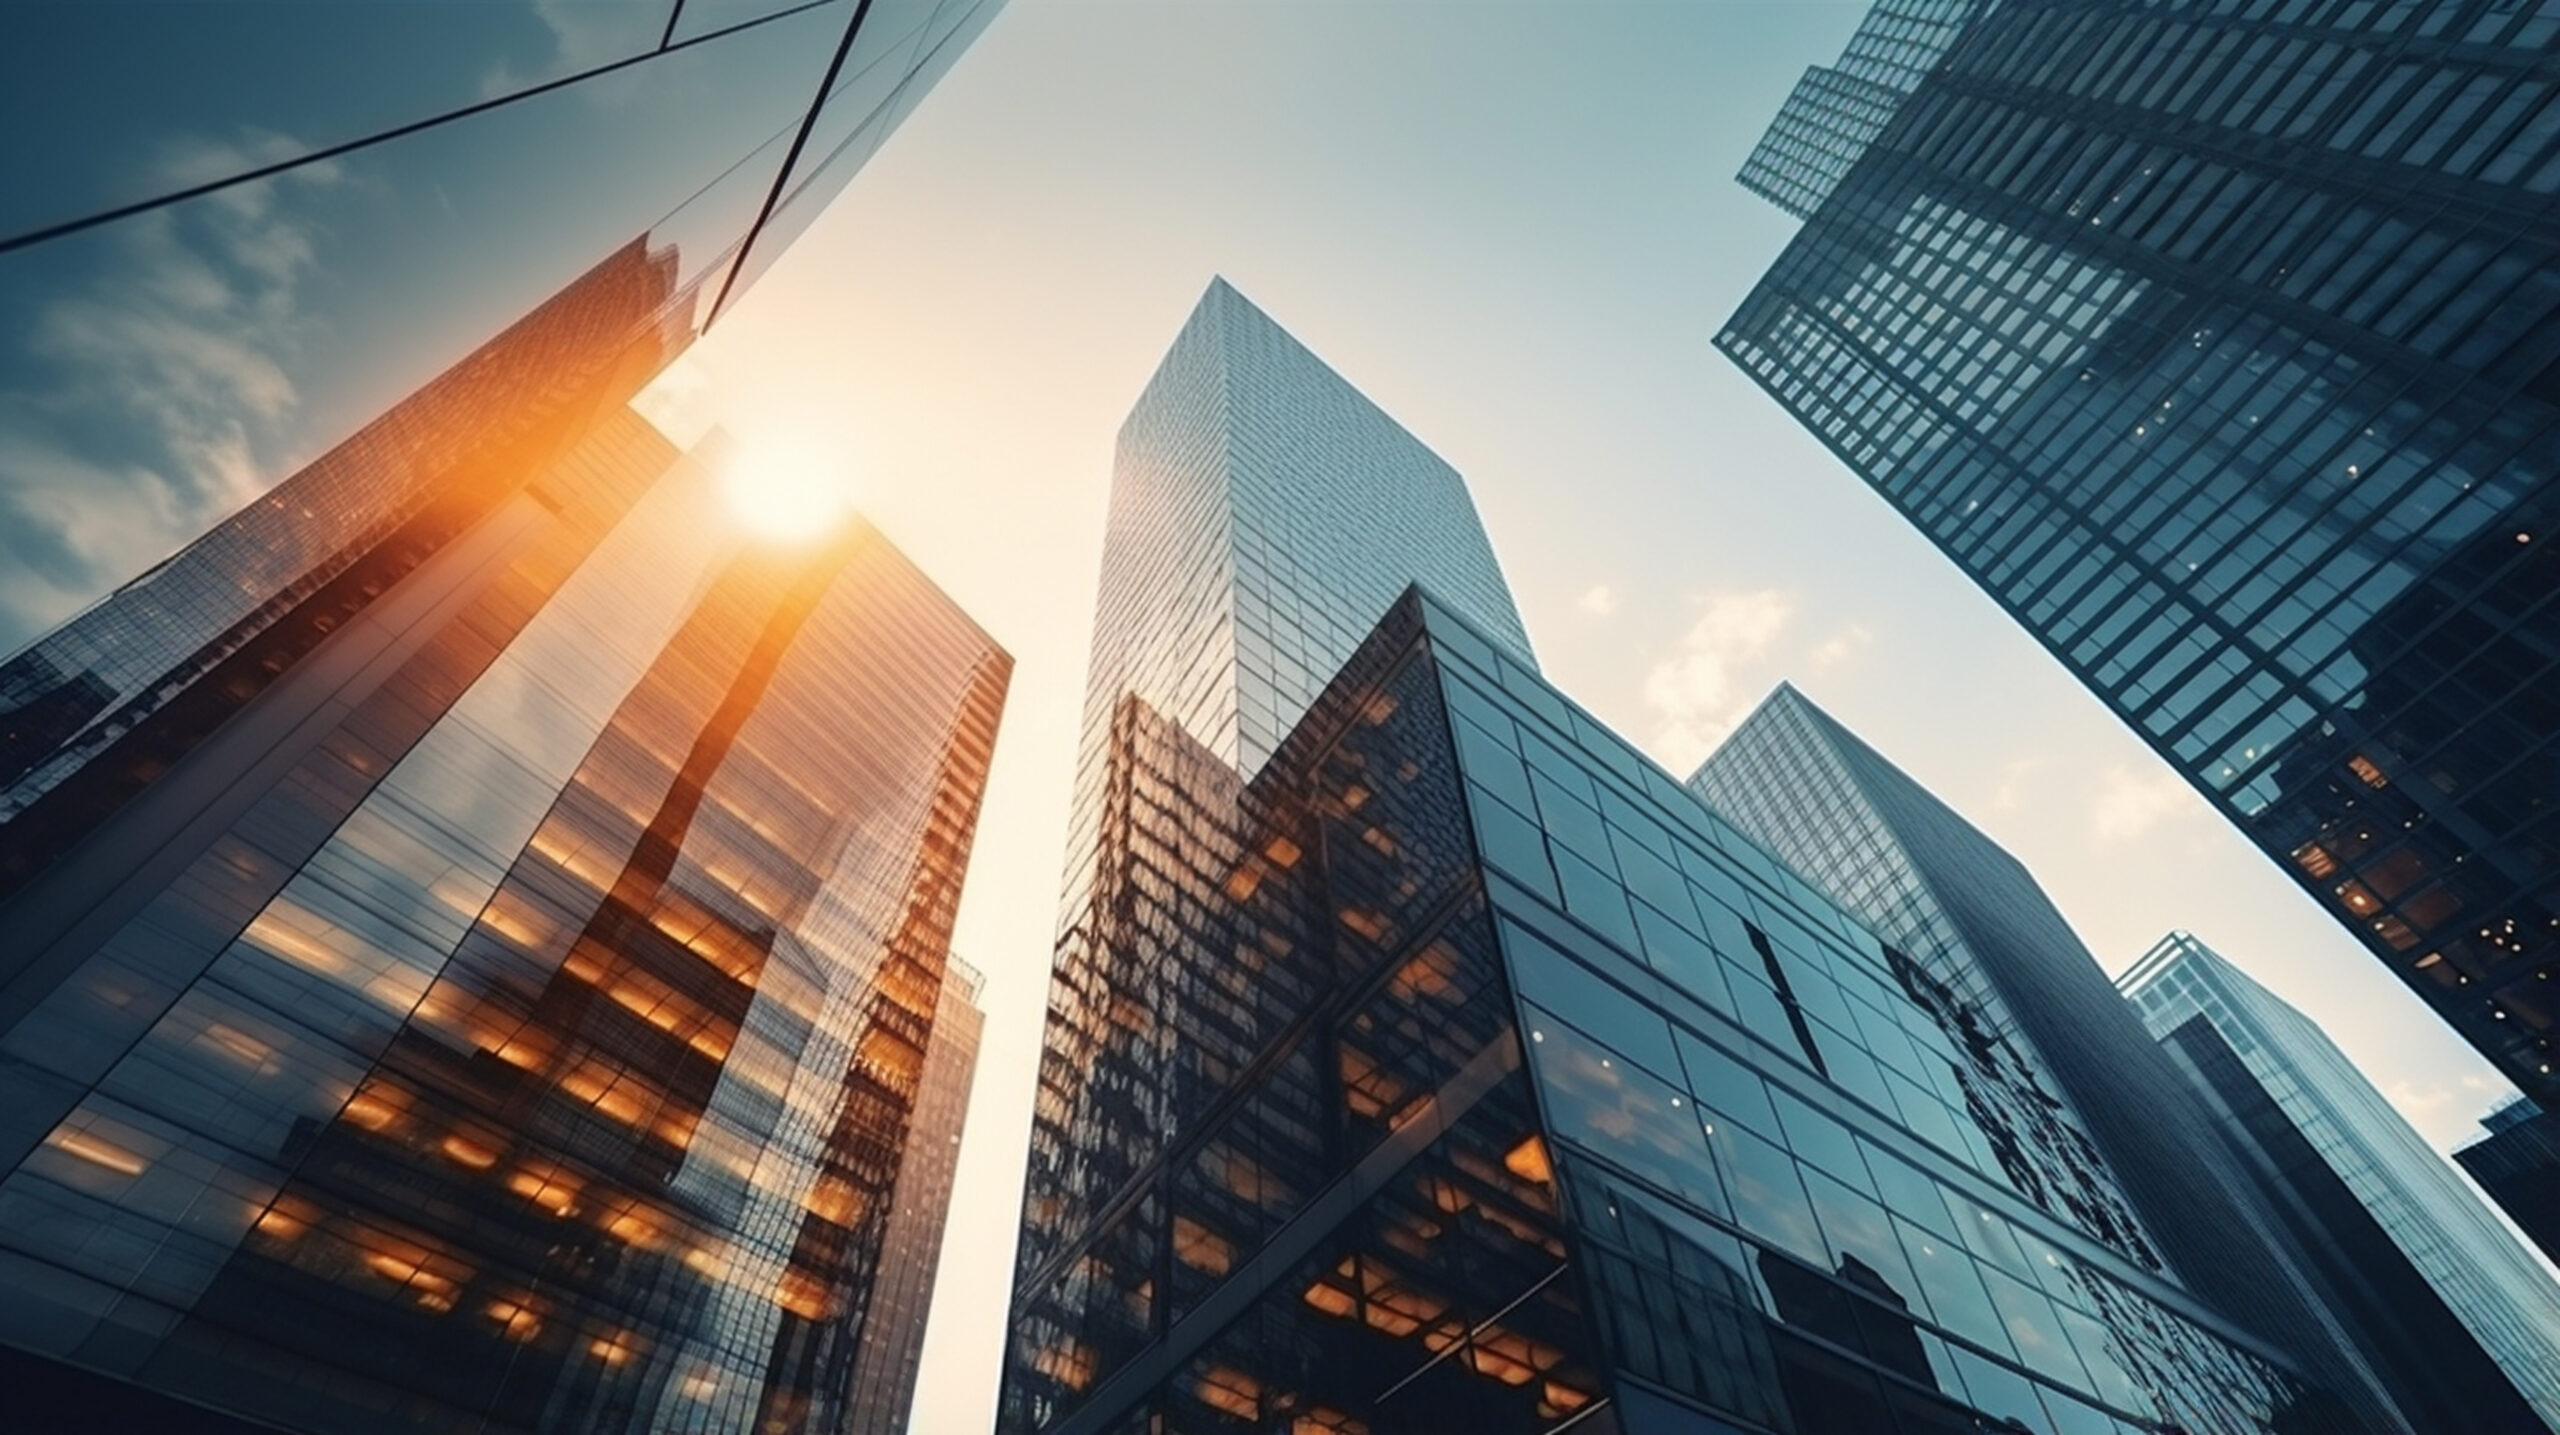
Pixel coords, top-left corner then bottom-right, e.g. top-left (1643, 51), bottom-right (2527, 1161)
top-left (1717, 0), bottom-right (2560, 1103)
top-left (2122, 932), bottom-right (2560, 1432)
top-left (1689, 685), bottom-right (2410, 1427)
top-left (0, 392), bottom-right (1009, 1433)
top-left (1000, 286), bottom-right (2393, 1435)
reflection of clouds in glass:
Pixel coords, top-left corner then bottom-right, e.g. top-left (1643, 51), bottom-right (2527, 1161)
top-left (480, 0), bottom-right (654, 100)
top-left (0, 133), bottom-right (347, 651)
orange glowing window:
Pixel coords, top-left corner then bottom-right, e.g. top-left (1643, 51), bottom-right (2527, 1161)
top-left (604, 1209), bottom-right (658, 1247)
top-left (2346, 754), bottom-right (2389, 789)
top-left (1294, 1409), bottom-right (1370, 1435)
top-left (1264, 835), bottom-right (1303, 868)
top-left (2292, 843), bottom-right (2339, 880)
top-left (1195, 1367), bottom-right (1261, 1420)
top-left (507, 1164), bottom-right (581, 1217)
top-left (487, 1298), bottom-right (542, 1341)
top-left (440, 1134), bottom-right (499, 1170)
top-left (805, 1177), bottom-right (861, 1226)
top-left (1302, 1281), bottom-right (1357, 1318)
top-left (1360, 826), bottom-right (1398, 857)
top-left (775, 1269), bottom-right (831, 1320)
top-left (2333, 880), bottom-right (2381, 916)
top-left (590, 1334), bottom-right (635, 1366)
top-left (1033, 1339), bottom-right (1096, 1392)
top-left (1338, 908), bottom-right (1388, 942)
top-left (1172, 1216), bottom-right (1233, 1276)
top-left (341, 1086), bottom-right (404, 1131)
top-left (252, 1198), bottom-right (316, 1241)
top-left (1504, 1135), bottom-right (1554, 1184)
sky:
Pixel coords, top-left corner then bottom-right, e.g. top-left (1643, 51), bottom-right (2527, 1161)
top-left (630, 2), bottom-right (2533, 1430)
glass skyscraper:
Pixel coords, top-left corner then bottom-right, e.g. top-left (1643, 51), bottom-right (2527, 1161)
top-left (1689, 685), bottom-right (2414, 1430)
top-left (2121, 931), bottom-right (2560, 1433)
top-left (1717, 0), bottom-right (2560, 1105)
top-left (0, 372), bottom-right (1011, 1433)
top-left (0, 0), bottom-right (1007, 663)
top-left (2458, 1097), bottom-right (2560, 1269)
top-left (1000, 287), bottom-right (2390, 1435)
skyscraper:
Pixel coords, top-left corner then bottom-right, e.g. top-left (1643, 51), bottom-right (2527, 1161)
top-left (1689, 685), bottom-right (2412, 1428)
top-left (2457, 1097), bottom-right (2560, 1269)
top-left (0, 0), bottom-right (1008, 660)
top-left (1717, 0), bottom-right (2560, 1104)
top-left (1000, 286), bottom-right (2391, 1435)
top-left (2122, 931), bottom-right (2560, 1433)
top-left (0, 391), bottom-right (1010, 1433)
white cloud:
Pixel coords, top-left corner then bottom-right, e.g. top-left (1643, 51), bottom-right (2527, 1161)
top-left (1810, 622), bottom-right (1873, 668)
top-left (1577, 584), bottom-right (1617, 617)
top-left (0, 130), bottom-right (340, 648)
top-left (1642, 588), bottom-right (1794, 773)
top-left (2091, 764), bottom-right (2201, 843)
top-left (1989, 756), bottom-right (2050, 814)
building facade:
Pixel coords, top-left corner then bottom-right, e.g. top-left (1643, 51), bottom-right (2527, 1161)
top-left (1000, 287), bottom-right (2392, 1435)
top-left (1718, 0), bottom-right (2560, 1104)
top-left (2122, 932), bottom-right (2560, 1433)
top-left (0, 396), bottom-right (1010, 1433)
top-left (1688, 685), bottom-right (2410, 1429)
top-left (0, 0), bottom-right (1007, 662)
top-left (2457, 1097), bottom-right (2560, 1268)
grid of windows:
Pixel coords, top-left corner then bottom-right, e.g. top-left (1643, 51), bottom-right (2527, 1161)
top-left (1720, 0), bottom-right (2560, 1103)
top-left (2122, 933), bottom-right (2560, 1428)
top-left (1004, 588), bottom-right (2361, 1435)
top-left (1689, 685), bottom-right (2407, 1426)
top-left (1737, 0), bottom-right (1981, 220)
top-left (0, 409), bottom-right (1010, 1434)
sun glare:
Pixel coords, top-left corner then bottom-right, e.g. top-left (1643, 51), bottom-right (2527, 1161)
top-left (724, 438), bottom-right (855, 542)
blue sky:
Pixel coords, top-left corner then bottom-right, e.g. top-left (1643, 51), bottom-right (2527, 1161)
top-left (643, 1), bottom-right (2530, 1429)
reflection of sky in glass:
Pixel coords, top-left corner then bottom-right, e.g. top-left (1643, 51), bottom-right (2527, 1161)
top-left (0, 0), bottom-right (1002, 665)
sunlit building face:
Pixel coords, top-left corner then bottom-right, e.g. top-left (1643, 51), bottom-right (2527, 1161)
top-left (0, 316), bottom-right (1008, 1431)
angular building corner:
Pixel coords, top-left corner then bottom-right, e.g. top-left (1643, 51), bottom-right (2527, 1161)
top-left (2121, 931), bottom-right (2560, 1433)
top-left (2457, 1095), bottom-right (2560, 1270)
top-left (0, 389), bottom-right (1012, 1433)
top-left (1716, 0), bottom-right (2560, 1108)
top-left (1000, 284), bottom-right (2405, 1435)
top-left (0, 9), bottom-right (1017, 1423)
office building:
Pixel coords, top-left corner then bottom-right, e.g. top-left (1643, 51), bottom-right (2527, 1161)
top-left (999, 288), bottom-right (2388, 1435)
top-left (0, 0), bottom-right (1008, 661)
top-left (2458, 1097), bottom-right (2560, 1268)
top-left (1690, 685), bottom-right (2413, 1428)
top-left (2123, 932), bottom-right (2560, 1433)
top-left (1718, 0), bottom-right (2560, 1104)
top-left (0, 393), bottom-right (1011, 1432)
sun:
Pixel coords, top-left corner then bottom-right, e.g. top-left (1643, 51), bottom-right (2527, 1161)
top-left (724, 436), bottom-right (855, 542)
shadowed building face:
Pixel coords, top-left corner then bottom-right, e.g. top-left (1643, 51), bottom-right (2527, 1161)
top-left (1718, 0), bottom-right (2560, 1105)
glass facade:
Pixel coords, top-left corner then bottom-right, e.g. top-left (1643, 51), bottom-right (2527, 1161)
top-left (2122, 933), bottom-right (2560, 1432)
top-left (0, 0), bottom-right (1006, 660)
top-left (0, 388), bottom-right (1011, 1433)
top-left (1688, 686), bottom-right (2408, 1429)
top-left (1736, 0), bottom-right (1981, 221)
top-left (2457, 1097), bottom-right (2560, 1270)
top-left (1005, 588), bottom-right (2379, 1435)
top-left (1002, 284), bottom-right (2386, 1435)
top-left (1717, 0), bottom-right (2560, 1105)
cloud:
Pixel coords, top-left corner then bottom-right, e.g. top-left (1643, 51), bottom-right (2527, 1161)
top-left (1642, 589), bottom-right (1794, 773)
top-left (1810, 623), bottom-right (1873, 668)
top-left (1577, 585), bottom-right (1618, 617)
top-left (2090, 764), bottom-right (2201, 843)
top-left (1989, 756), bottom-right (2051, 814)
top-left (0, 130), bottom-right (340, 651)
